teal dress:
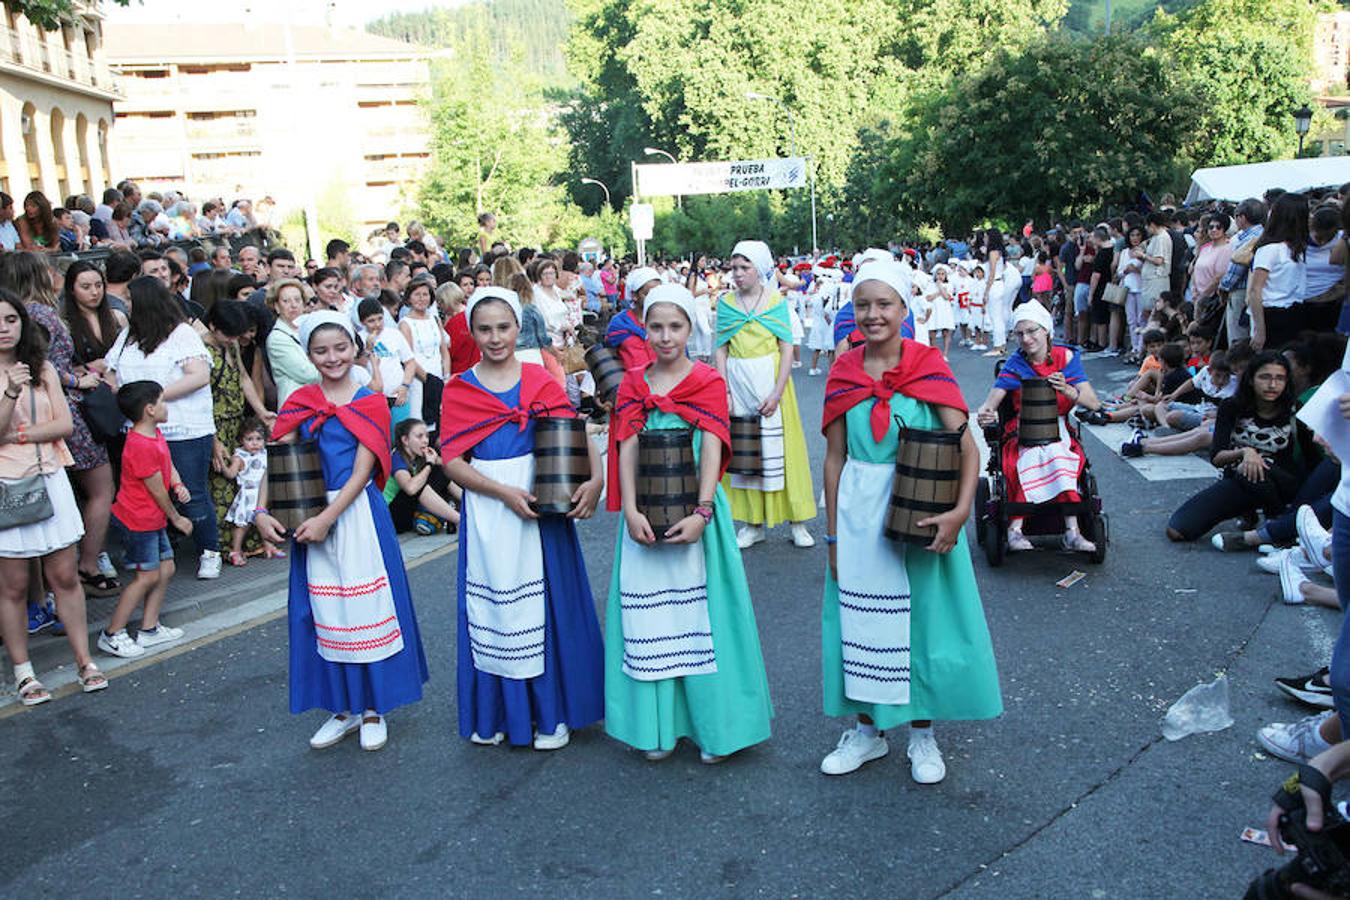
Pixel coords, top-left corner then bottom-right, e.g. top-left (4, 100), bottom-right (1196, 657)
top-left (605, 408), bottom-right (774, 756)
top-left (822, 394), bottom-right (1003, 727)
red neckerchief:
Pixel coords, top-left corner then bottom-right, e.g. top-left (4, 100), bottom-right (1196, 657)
top-left (606, 362), bottom-right (730, 512)
top-left (438, 362), bottom-right (575, 462)
top-left (273, 384), bottom-right (392, 488)
top-left (822, 340), bottom-right (967, 441)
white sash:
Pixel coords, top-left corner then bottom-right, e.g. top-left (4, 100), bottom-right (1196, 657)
top-left (306, 489), bottom-right (404, 664)
top-left (725, 354), bottom-right (786, 492)
top-left (1015, 416), bottom-right (1079, 503)
top-left (619, 530), bottom-right (716, 682)
top-left (464, 454), bottom-right (547, 679)
top-left (836, 459), bottom-right (911, 705)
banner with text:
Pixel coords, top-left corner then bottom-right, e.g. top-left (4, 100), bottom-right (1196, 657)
top-left (635, 157), bottom-right (807, 197)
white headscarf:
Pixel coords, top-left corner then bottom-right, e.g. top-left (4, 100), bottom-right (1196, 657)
top-left (297, 310), bottom-right (358, 351)
top-left (851, 261), bottom-right (914, 304)
top-left (1011, 300), bottom-right (1054, 336)
top-left (856, 247), bottom-right (894, 270)
top-left (642, 284), bottom-right (696, 325)
top-left (730, 240), bottom-right (775, 286)
top-left (625, 266), bottom-right (661, 298)
top-left (466, 285), bottom-right (521, 325)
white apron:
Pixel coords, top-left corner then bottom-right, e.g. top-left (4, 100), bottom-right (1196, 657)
top-left (306, 490), bottom-right (404, 664)
top-left (618, 530), bottom-right (717, 681)
top-left (725, 354), bottom-right (786, 492)
top-left (1015, 416), bottom-right (1079, 503)
top-left (836, 459), bottom-right (912, 705)
top-left (464, 454), bottom-right (547, 679)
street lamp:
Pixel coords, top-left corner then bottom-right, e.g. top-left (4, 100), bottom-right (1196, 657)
top-left (643, 147), bottom-right (681, 209)
top-left (745, 90), bottom-right (815, 253)
top-left (1294, 104), bottom-right (1314, 157)
top-left (580, 176), bottom-right (611, 210)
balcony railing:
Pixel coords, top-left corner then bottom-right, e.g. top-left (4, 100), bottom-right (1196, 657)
top-left (0, 27), bottom-right (117, 93)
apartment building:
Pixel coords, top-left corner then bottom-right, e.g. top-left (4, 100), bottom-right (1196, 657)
top-left (104, 20), bottom-right (433, 230)
top-left (0, 1), bottom-right (118, 201)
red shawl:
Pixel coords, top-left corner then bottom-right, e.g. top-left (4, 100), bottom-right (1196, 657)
top-left (606, 362), bottom-right (730, 512)
top-left (617, 336), bottom-right (657, 370)
top-left (445, 311), bottom-right (480, 375)
top-left (272, 384), bottom-right (393, 489)
top-left (822, 340), bottom-right (967, 441)
top-left (438, 362), bottom-right (575, 462)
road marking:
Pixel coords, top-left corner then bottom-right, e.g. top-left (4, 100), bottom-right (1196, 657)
top-left (1079, 421), bottom-right (1216, 481)
top-left (0, 538), bottom-right (458, 720)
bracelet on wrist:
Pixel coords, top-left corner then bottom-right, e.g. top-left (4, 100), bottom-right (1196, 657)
top-left (4, 389), bottom-right (19, 400)
top-left (692, 505), bottom-right (713, 523)
top-left (824, 534), bottom-right (838, 545)
top-left (253, 506), bottom-right (269, 516)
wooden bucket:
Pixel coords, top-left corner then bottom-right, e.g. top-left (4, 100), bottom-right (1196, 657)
top-left (1018, 378), bottom-right (1061, 447)
top-left (584, 343), bottom-right (625, 403)
top-left (266, 441), bottom-right (326, 533)
top-left (883, 420), bottom-right (965, 546)
top-left (636, 428), bottom-right (698, 532)
top-left (531, 416), bottom-right (590, 515)
top-left (727, 414), bottom-right (761, 476)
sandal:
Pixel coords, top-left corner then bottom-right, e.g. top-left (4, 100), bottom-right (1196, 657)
top-left (1062, 531), bottom-right (1097, 553)
top-left (263, 544), bottom-right (287, 560)
top-left (17, 675), bottom-right (50, 707)
top-left (78, 662), bottom-right (108, 693)
top-left (227, 551), bottom-right (247, 568)
top-left (1007, 530), bottom-right (1033, 552)
top-left (79, 570), bottom-right (121, 598)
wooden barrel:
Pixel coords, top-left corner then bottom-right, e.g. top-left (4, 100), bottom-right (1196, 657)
top-left (1018, 378), bottom-right (1061, 446)
top-left (727, 415), bottom-right (761, 476)
top-left (884, 421), bottom-right (965, 546)
top-left (585, 343), bottom-right (625, 403)
top-left (637, 428), bottom-right (698, 532)
top-left (266, 441), bottom-right (326, 533)
top-left (532, 416), bottom-right (590, 515)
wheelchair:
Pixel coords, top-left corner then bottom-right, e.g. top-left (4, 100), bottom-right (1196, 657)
top-left (974, 366), bottom-right (1108, 567)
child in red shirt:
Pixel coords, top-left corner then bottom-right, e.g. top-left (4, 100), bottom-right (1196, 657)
top-left (100, 381), bottom-right (194, 659)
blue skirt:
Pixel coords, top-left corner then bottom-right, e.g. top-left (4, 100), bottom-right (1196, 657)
top-left (288, 485), bottom-right (429, 716)
top-left (457, 515), bottom-right (605, 745)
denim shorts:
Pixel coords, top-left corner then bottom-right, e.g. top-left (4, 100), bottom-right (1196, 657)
top-left (1073, 283), bottom-right (1091, 315)
top-left (1166, 402), bottom-right (1203, 431)
top-left (112, 516), bottom-right (173, 572)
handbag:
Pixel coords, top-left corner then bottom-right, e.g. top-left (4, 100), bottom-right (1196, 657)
top-left (562, 342), bottom-right (587, 375)
top-left (79, 382), bottom-right (123, 444)
top-left (1102, 281), bottom-right (1129, 307)
top-left (0, 388), bottom-right (54, 529)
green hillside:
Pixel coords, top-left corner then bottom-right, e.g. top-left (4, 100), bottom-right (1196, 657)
top-left (1063, 0), bottom-right (1197, 33)
top-left (367, 0), bottom-right (572, 85)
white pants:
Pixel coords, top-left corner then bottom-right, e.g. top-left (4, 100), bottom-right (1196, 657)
top-left (988, 283), bottom-right (1011, 348)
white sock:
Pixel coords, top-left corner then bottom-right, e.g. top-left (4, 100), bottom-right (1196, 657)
top-left (910, 724), bottom-right (934, 740)
top-left (14, 661), bottom-right (35, 684)
top-left (857, 721), bottom-right (878, 738)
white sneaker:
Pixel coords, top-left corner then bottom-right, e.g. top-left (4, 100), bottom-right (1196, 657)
top-left (309, 713), bottom-right (360, 749)
top-left (1258, 547), bottom-right (1322, 576)
top-left (1297, 506), bottom-right (1333, 576)
top-left (645, 747), bottom-right (676, 761)
top-left (808, 367), bottom-right (821, 376)
top-left (1278, 548), bottom-right (1310, 605)
top-left (197, 550), bottom-right (222, 580)
top-left (359, 712), bottom-right (387, 751)
top-left (96, 551), bottom-right (118, 578)
top-left (98, 628), bottom-right (146, 659)
top-left (699, 750), bottom-right (727, 765)
top-left (736, 524), bottom-right (765, 549)
top-left (470, 731), bottom-right (505, 746)
top-left (136, 623), bottom-right (184, 649)
top-left (1258, 712), bottom-right (1333, 764)
top-left (907, 728), bottom-right (946, 784)
top-left (791, 524), bottom-right (816, 548)
top-left (534, 723), bottom-right (570, 750)
top-left (820, 727), bottom-right (889, 775)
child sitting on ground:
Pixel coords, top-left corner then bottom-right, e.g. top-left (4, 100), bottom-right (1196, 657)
top-left (223, 418), bottom-right (280, 566)
top-left (98, 381), bottom-right (193, 659)
top-left (1184, 324), bottom-right (1214, 374)
top-left (1121, 342), bottom-right (1253, 458)
top-left (385, 417), bottom-right (462, 535)
top-left (1153, 350), bottom-right (1236, 433)
top-left (1146, 291), bottom-right (1187, 342)
top-left (1083, 336), bottom-right (1183, 427)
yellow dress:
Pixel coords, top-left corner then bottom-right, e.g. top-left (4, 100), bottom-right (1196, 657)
top-left (721, 317), bottom-right (816, 526)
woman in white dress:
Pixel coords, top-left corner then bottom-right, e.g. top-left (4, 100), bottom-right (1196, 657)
top-left (398, 277), bottom-right (450, 430)
top-left (529, 257), bottom-right (573, 351)
top-left (805, 267), bottom-right (838, 374)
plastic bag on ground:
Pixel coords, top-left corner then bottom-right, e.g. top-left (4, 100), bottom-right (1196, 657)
top-left (1161, 674), bottom-right (1234, 741)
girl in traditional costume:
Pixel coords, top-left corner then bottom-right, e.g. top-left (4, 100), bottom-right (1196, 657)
top-left (605, 284), bottom-right (773, 764)
top-left (603, 267), bottom-right (661, 370)
top-left (818, 262), bottom-right (1001, 783)
top-left (714, 240), bottom-right (816, 549)
top-left (257, 311), bottom-right (429, 752)
top-left (440, 286), bottom-right (605, 750)
top-left (974, 302), bottom-right (1102, 553)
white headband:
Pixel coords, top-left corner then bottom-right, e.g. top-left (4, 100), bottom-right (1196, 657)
top-left (466, 285), bottom-right (521, 325)
top-left (642, 284), bottom-right (696, 325)
top-left (297, 310), bottom-right (357, 351)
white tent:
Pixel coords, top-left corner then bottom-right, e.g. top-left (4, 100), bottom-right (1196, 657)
top-left (1185, 157), bottom-right (1350, 204)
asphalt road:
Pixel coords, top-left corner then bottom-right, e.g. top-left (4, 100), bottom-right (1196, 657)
top-left (0, 344), bottom-right (1337, 898)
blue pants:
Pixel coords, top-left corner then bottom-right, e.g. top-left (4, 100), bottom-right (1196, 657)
top-left (167, 434), bottom-right (220, 554)
top-left (1258, 457), bottom-right (1337, 545)
top-left (1331, 510), bottom-right (1350, 724)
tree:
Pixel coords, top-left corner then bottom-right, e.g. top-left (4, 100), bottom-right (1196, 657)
top-left (871, 33), bottom-right (1196, 234)
top-left (1150, 0), bottom-right (1318, 167)
top-left (12, 0), bottom-right (131, 30)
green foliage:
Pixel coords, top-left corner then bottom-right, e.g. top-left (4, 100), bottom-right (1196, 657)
top-left (11, 0), bottom-right (131, 30)
top-left (1063, 0), bottom-right (1196, 33)
top-left (367, 0), bottom-right (572, 86)
top-left (1151, 0), bottom-right (1317, 167)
